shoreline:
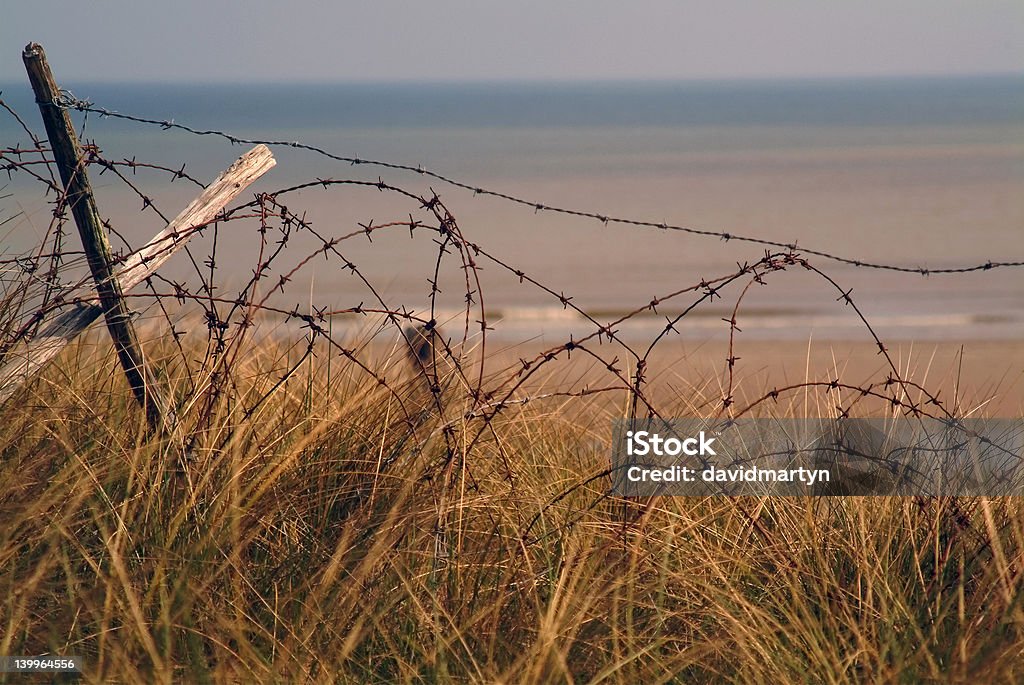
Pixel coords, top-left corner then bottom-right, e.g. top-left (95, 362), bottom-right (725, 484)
top-left (470, 338), bottom-right (1024, 417)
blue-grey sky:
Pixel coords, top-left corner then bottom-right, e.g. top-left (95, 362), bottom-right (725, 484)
top-left (2, 0), bottom-right (1022, 83)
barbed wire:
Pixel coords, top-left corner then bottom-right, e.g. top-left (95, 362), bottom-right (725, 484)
top-left (1, 93), bottom-right (1019, 548)
top-left (0, 106), bottom-right (1007, 433)
top-left (46, 90), bottom-right (1024, 276)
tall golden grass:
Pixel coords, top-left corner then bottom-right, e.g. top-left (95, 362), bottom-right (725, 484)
top-left (1, 328), bottom-right (1022, 684)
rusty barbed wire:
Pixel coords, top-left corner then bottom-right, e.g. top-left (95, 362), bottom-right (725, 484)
top-left (42, 91), bottom-right (1024, 276)
top-left (1, 94), bottom-right (1018, 548)
top-left (0, 106), bottom-right (1002, 432)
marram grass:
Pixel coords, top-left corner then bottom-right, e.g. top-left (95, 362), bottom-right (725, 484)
top-left (1, 332), bottom-right (1023, 684)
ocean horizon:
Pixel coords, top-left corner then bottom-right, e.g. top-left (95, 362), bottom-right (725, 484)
top-left (2, 75), bottom-right (1022, 342)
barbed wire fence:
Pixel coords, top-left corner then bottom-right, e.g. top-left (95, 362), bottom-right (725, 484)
top-left (2, 85), bottom-right (1021, 544)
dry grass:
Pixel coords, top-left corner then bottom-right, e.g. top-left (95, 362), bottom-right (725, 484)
top-left (1, 330), bottom-right (1023, 684)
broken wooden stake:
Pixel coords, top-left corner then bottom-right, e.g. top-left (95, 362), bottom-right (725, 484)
top-left (0, 132), bottom-right (275, 407)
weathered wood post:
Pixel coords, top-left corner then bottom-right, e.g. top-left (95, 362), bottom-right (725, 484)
top-left (22, 42), bottom-right (171, 430)
top-left (0, 144), bottom-right (276, 406)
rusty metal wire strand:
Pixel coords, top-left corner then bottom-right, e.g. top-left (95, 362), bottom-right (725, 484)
top-left (51, 92), bottom-right (1024, 276)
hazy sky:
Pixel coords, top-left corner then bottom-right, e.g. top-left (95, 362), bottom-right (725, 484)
top-left (2, 1), bottom-right (1022, 83)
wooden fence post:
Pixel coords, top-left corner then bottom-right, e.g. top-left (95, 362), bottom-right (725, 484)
top-left (22, 42), bottom-right (171, 430)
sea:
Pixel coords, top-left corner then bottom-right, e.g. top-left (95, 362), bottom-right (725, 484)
top-left (1, 77), bottom-right (1022, 343)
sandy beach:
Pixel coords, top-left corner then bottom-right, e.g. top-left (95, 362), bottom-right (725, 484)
top-left (472, 337), bottom-right (1024, 417)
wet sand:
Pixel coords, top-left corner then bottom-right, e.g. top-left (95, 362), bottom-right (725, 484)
top-left (467, 338), bottom-right (1024, 418)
